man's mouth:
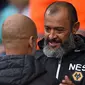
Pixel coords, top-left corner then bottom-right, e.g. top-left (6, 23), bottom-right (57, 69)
top-left (46, 38), bottom-right (62, 48)
top-left (48, 42), bottom-right (61, 48)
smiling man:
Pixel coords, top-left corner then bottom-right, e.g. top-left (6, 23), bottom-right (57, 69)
top-left (43, 1), bottom-right (78, 58)
top-left (37, 1), bottom-right (85, 85)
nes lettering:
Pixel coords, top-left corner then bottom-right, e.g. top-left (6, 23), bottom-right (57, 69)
top-left (69, 63), bottom-right (85, 71)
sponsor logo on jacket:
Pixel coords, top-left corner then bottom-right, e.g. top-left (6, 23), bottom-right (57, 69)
top-left (69, 63), bottom-right (84, 81)
top-left (69, 63), bottom-right (85, 71)
top-left (72, 72), bottom-right (83, 81)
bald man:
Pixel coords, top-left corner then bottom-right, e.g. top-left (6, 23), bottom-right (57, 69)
top-left (2, 14), bottom-right (37, 55)
top-left (0, 14), bottom-right (58, 85)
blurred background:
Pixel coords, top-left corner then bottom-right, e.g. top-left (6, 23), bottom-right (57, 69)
top-left (0, 0), bottom-right (85, 53)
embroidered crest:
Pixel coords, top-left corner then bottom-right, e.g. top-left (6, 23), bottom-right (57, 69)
top-left (72, 72), bottom-right (83, 81)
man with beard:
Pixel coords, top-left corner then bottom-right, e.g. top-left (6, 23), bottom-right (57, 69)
top-left (37, 1), bottom-right (85, 85)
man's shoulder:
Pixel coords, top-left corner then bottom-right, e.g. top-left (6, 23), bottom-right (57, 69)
top-left (0, 55), bottom-right (34, 85)
top-left (0, 55), bottom-right (47, 85)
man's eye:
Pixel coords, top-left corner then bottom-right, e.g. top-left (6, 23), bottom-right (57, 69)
top-left (55, 27), bottom-right (65, 31)
top-left (45, 27), bottom-right (50, 32)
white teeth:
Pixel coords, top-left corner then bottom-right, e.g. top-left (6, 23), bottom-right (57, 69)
top-left (49, 42), bottom-right (60, 47)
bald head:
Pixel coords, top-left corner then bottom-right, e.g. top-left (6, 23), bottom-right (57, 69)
top-left (2, 14), bottom-right (37, 55)
top-left (3, 14), bottom-right (37, 40)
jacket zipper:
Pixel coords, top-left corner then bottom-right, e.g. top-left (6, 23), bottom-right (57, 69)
top-left (56, 58), bottom-right (62, 79)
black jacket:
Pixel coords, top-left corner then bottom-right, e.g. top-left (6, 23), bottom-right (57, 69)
top-left (0, 55), bottom-right (59, 85)
top-left (36, 34), bottom-right (85, 85)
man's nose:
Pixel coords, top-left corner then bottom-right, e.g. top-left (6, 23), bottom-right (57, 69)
top-left (49, 29), bottom-right (57, 39)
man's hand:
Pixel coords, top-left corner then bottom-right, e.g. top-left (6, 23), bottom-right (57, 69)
top-left (59, 75), bottom-right (75, 85)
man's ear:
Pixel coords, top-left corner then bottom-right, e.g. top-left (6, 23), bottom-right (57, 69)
top-left (72, 22), bottom-right (80, 34)
top-left (29, 36), bottom-right (35, 48)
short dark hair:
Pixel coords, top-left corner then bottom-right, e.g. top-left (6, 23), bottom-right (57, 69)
top-left (45, 1), bottom-right (78, 28)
